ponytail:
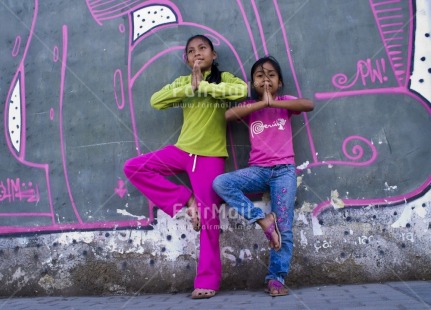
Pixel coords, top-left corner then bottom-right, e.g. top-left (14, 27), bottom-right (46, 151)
top-left (206, 62), bottom-right (222, 84)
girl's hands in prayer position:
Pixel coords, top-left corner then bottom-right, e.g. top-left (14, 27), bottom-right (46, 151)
top-left (192, 60), bottom-right (203, 91)
top-left (262, 82), bottom-right (273, 107)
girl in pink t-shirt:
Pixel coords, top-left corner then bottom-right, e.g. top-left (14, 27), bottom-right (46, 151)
top-left (213, 56), bottom-right (314, 296)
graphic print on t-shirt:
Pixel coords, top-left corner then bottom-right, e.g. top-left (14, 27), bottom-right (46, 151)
top-left (250, 118), bottom-right (287, 138)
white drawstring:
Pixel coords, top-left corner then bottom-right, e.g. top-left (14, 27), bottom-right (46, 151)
top-left (189, 153), bottom-right (197, 172)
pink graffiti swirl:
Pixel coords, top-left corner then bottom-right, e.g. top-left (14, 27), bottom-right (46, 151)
top-left (332, 72), bottom-right (359, 89)
top-left (341, 135), bottom-right (377, 164)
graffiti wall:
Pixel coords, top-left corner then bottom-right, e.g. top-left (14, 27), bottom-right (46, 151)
top-left (0, 0), bottom-right (430, 295)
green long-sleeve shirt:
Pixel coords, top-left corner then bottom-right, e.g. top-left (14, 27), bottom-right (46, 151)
top-left (151, 71), bottom-right (248, 157)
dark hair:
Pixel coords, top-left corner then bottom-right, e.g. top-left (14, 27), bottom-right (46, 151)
top-left (250, 55), bottom-right (284, 99)
top-left (185, 34), bottom-right (222, 84)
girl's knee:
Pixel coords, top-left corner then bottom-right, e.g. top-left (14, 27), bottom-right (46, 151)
top-left (212, 174), bottom-right (227, 192)
top-left (212, 175), bottom-right (220, 190)
top-left (123, 155), bottom-right (148, 176)
top-left (123, 159), bottom-right (134, 176)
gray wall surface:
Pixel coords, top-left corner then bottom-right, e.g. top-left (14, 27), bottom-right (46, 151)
top-left (0, 0), bottom-right (430, 296)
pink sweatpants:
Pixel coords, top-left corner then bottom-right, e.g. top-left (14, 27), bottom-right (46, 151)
top-left (123, 145), bottom-right (224, 290)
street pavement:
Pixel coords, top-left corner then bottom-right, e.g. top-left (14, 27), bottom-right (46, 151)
top-left (0, 280), bottom-right (430, 310)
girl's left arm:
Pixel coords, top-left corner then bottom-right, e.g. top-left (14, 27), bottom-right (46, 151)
top-left (197, 72), bottom-right (248, 101)
top-left (269, 97), bottom-right (314, 112)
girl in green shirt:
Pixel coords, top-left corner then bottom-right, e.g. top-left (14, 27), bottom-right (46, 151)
top-left (124, 34), bottom-right (247, 299)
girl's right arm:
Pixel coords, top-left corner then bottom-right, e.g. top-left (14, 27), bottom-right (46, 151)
top-left (150, 76), bottom-right (193, 110)
top-left (225, 100), bottom-right (267, 121)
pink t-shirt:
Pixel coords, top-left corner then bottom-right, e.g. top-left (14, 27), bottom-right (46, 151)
top-left (242, 95), bottom-right (299, 167)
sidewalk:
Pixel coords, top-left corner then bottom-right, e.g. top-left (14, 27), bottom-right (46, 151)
top-left (0, 281), bottom-right (430, 310)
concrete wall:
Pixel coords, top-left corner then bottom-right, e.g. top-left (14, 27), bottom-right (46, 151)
top-left (0, 0), bottom-right (430, 296)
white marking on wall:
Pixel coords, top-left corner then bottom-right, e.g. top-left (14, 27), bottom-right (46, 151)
top-left (239, 249), bottom-right (253, 261)
top-left (132, 5), bottom-right (178, 41)
top-left (391, 197), bottom-right (428, 228)
top-left (410, 0), bottom-right (431, 101)
top-left (297, 212), bottom-right (309, 225)
top-left (300, 230), bottom-right (308, 247)
top-left (297, 161), bottom-right (309, 170)
top-left (222, 246), bottom-right (236, 264)
top-left (116, 209), bottom-right (146, 220)
top-left (384, 182), bottom-right (398, 192)
top-left (330, 189), bottom-right (345, 209)
top-left (312, 216), bottom-right (323, 236)
top-left (7, 267), bottom-right (30, 289)
top-left (8, 79), bottom-right (21, 152)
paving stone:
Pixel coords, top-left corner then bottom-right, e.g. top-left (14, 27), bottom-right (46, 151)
top-left (0, 281), bottom-right (430, 310)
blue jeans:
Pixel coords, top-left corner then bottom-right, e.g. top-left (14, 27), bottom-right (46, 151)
top-left (213, 164), bottom-right (296, 285)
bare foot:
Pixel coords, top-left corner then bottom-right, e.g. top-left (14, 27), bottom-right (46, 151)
top-left (191, 288), bottom-right (216, 299)
top-left (186, 195), bottom-right (201, 231)
top-left (257, 213), bottom-right (281, 251)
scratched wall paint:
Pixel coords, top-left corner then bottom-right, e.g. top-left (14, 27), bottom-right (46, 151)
top-left (0, 0), bottom-right (430, 296)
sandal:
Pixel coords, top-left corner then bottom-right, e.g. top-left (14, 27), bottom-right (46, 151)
top-left (262, 212), bottom-right (281, 251)
top-left (191, 288), bottom-right (216, 299)
top-left (265, 279), bottom-right (288, 297)
top-left (186, 195), bottom-right (201, 231)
